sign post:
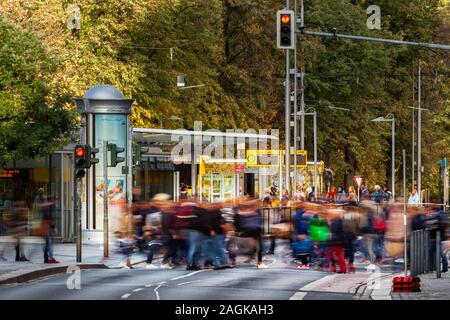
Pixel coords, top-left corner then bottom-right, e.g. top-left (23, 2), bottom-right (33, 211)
top-left (103, 140), bottom-right (109, 258)
top-left (354, 175), bottom-right (363, 202)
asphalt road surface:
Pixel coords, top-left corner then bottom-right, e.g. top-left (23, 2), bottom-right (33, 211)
top-left (0, 264), bottom-right (352, 300)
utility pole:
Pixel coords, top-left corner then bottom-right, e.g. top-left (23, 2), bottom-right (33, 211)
top-left (412, 77), bottom-right (415, 191)
top-left (403, 149), bottom-right (407, 276)
top-left (299, 0), bottom-right (305, 151)
top-left (285, 0), bottom-right (291, 194)
top-left (293, 0), bottom-right (298, 194)
top-left (392, 117), bottom-right (396, 200)
top-left (417, 65), bottom-right (422, 205)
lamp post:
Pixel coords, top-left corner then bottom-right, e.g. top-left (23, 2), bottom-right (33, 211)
top-left (371, 115), bottom-right (395, 200)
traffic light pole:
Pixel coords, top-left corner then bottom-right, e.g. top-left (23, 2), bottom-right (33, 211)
top-left (293, 0), bottom-right (299, 194)
top-left (75, 176), bottom-right (82, 263)
top-left (285, 0), bottom-right (291, 195)
top-left (103, 140), bottom-right (109, 258)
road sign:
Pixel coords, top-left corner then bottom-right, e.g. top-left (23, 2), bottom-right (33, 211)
top-left (354, 176), bottom-right (363, 189)
top-left (246, 150), bottom-right (279, 167)
top-left (282, 150), bottom-right (307, 168)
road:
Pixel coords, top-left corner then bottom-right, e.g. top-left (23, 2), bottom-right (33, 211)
top-left (0, 263), bottom-right (360, 300)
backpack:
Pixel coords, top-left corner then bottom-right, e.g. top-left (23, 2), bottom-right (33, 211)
top-left (144, 211), bottom-right (163, 235)
top-left (309, 217), bottom-right (329, 242)
top-left (240, 214), bottom-right (262, 231)
top-left (173, 205), bottom-right (197, 230)
top-left (373, 217), bottom-right (387, 233)
top-left (292, 238), bottom-right (313, 255)
top-left (343, 217), bottom-right (358, 237)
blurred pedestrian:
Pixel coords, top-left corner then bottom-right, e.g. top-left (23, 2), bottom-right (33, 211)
top-left (292, 203), bottom-right (311, 269)
top-left (4, 201), bottom-right (29, 262)
top-left (408, 189), bottom-right (420, 205)
top-left (235, 198), bottom-right (265, 269)
top-left (347, 186), bottom-right (358, 204)
top-left (325, 209), bottom-right (347, 273)
top-left (39, 198), bottom-right (59, 263)
top-left (326, 186), bottom-right (336, 203)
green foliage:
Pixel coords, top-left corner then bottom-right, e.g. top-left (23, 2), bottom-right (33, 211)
top-left (0, 15), bottom-right (77, 165)
top-left (0, 0), bottom-right (448, 197)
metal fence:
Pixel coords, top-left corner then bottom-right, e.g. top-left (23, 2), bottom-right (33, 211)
top-left (260, 206), bottom-right (294, 237)
top-left (410, 229), bottom-right (442, 278)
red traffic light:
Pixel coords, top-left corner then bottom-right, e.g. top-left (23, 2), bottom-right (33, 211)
top-left (281, 14), bottom-right (290, 24)
top-left (75, 147), bottom-right (86, 158)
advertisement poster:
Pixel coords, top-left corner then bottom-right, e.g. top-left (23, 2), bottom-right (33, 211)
top-left (94, 114), bottom-right (127, 231)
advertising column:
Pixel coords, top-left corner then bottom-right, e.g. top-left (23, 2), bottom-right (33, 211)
top-left (94, 114), bottom-right (127, 231)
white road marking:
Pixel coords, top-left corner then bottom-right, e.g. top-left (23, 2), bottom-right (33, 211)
top-left (145, 284), bottom-right (153, 287)
top-left (176, 279), bottom-right (202, 286)
top-left (132, 288), bottom-right (144, 292)
top-left (170, 270), bottom-right (209, 281)
top-left (157, 281), bottom-right (167, 285)
top-left (289, 274), bottom-right (339, 300)
top-left (154, 285), bottom-right (162, 300)
top-left (121, 293), bottom-right (131, 299)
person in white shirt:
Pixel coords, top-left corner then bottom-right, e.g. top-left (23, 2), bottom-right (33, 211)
top-left (408, 188), bottom-right (420, 205)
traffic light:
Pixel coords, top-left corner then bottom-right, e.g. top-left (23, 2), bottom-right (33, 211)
top-left (277, 10), bottom-right (295, 49)
top-left (134, 144), bottom-right (149, 166)
top-left (74, 144), bottom-right (87, 179)
top-left (85, 145), bottom-right (100, 168)
top-left (108, 143), bottom-right (125, 167)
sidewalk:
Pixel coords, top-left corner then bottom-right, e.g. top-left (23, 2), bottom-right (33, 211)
top-left (391, 272), bottom-right (450, 300)
top-left (0, 237), bottom-right (146, 285)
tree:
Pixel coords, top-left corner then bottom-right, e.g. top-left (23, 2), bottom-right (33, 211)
top-left (0, 15), bottom-right (77, 166)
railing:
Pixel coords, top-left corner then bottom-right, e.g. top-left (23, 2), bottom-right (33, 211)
top-left (260, 206), bottom-right (294, 237)
top-left (410, 229), bottom-right (442, 278)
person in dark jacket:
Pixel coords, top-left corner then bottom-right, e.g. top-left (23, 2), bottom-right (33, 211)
top-left (293, 205), bottom-right (311, 269)
top-left (234, 199), bottom-right (265, 269)
top-left (200, 203), bottom-right (230, 269)
top-left (40, 198), bottom-right (59, 263)
top-left (325, 210), bottom-right (347, 273)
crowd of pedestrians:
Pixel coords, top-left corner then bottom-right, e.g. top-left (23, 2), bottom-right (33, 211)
top-left (112, 185), bottom-right (448, 274)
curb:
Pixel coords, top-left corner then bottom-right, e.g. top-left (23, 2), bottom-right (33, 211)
top-left (0, 263), bottom-right (108, 286)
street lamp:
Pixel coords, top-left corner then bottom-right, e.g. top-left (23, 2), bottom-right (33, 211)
top-left (371, 115), bottom-right (396, 200)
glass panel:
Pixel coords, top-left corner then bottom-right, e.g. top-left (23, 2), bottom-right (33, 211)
top-left (223, 175), bottom-right (234, 199)
top-left (202, 175), bottom-right (211, 201)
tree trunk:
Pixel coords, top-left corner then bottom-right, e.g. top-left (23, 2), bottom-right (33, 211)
top-left (344, 144), bottom-right (357, 190)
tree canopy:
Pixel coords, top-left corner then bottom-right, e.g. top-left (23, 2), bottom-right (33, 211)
top-left (0, 0), bottom-right (448, 197)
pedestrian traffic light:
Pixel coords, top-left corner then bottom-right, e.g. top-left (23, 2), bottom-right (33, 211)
top-left (134, 144), bottom-right (149, 166)
top-left (108, 143), bottom-right (125, 167)
top-left (85, 145), bottom-right (100, 168)
top-left (74, 144), bottom-right (87, 179)
top-left (277, 10), bottom-right (295, 49)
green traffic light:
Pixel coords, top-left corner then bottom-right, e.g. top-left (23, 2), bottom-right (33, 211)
top-left (108, 143), bottom-right (125, 167)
